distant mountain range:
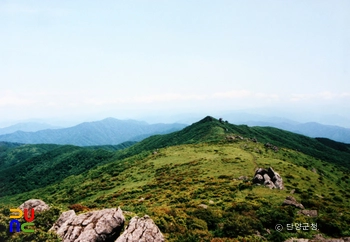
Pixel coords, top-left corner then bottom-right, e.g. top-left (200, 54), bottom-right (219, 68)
top-left (0, 118), bottom-right (186, 146)
top-left (168, 112), bottom-right (350, 144)
top-left (0, 122), bottom-right (61, 135)
top-left (244, 121), bottom-right (350, 144)
top-left (1, 116), bottom-right (349, 145)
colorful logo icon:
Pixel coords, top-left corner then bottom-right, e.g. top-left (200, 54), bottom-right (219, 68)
top-left (9, 208), bottom-right (35, 233)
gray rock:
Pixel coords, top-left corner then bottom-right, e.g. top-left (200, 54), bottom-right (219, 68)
top-left (284, 238), bottom-right (309, 242)
top-left (19, 199), bottom-right (50, 212)
top-left (255, 168), bottom-right (268, 176)
top-left (282, 196), bottom-right (305, 209)
top-left (51, 210), bottom-right (76, 230)
top-left (253, 174), bottom-right (264, 184)
top-left (263, 174), bottom-right (271, 182)
top-left (268, 167), bottom-right (284, 189)
top-left (116, 215), bottom-right (164, 242)
top-left (264, 180), bottom-right (276, 189)
top-left (267, 167), bottom-right (276, 180)
top-left (252, 167), bottom-right (283, 189)
top-left (308, 234), bottom-right (350, 242)
top-left (285, 236), bottom-right (350, 242)
top-left (50, 207), bottom-right (125, 242)
top-left (273, 173), bottom-right (284, 189)
top-left (298, 210), bottom-right (318, 217)
top-left (198, 204), bottom-right (208, 209)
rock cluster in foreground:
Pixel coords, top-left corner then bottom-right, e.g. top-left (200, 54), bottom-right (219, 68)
top-left (50, 207), bottom-right (125, 242)
top-left (285, 234), bottom-right (350, 242)
top-left (16, 199), bottom-right (165, 241)
top-left (15, 198), bottom-right (350, 242)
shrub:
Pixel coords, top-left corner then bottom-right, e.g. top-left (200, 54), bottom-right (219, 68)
top-left (191, 208), bottom-right (220, 230)
top-left (317, 215), bottom-right (343, 237)
top-left (68, 203), bottom-right (90, 213)
top-left (256, 206), bottom-right (294, 229)
top-left (222, 214), bottom-right (262, 238)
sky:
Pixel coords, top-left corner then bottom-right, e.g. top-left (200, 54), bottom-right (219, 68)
top-left (1, 0), bottom-right (350, 127)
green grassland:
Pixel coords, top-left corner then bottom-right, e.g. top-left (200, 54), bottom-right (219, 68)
top-left (0, 117), bottom-right (350, 241)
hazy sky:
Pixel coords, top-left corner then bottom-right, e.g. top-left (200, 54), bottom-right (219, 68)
top-left (1, 0), bottom-right (349, 125)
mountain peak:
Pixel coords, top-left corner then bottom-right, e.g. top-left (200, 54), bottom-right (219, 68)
top-left (197, 116), bottom-right (218, 124)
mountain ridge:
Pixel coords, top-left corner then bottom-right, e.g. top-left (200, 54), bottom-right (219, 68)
top-left (0, 118), bottom-right (187, 146)
top-left (0, 122), bottom-right (62, 135)
top-left (122, 116), bottom-right (350, 169)
top-left (245, 120), bottom-right (350, 144)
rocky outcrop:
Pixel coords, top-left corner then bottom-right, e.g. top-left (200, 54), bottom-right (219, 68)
top-left (116, 215), bottom-right (164, 242)
top-left (282, 196), bottom-right (305, 209)
top-left (253, 167), bottom-right (284, 189)
top-left (285, 234), bottom-right (350, 242)
top-left (264, 143), bottom-right (279, 152)
top-left (298, 210), bottom-right (318, 217)
top-left (50, 207), bottom-right (125, 242)
top-left (19, 199), bottom-right (50, 212)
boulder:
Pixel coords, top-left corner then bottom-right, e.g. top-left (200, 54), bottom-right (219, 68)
top-left (285, 235), bottom-right (350, 242)
top-left (284, 239), bottom-right (309, 242)
top-left (116, 215), bottom-right (164, 242)
top-left (282, 196), bottom-right (305, 209)
top-left (253, 167), bottom-right (284, 189)
top-left (198, 204), bottom-right (208, 209)
top-left (264, 179), bottom-right (276, 189)
top-left (226, 135), bottom-right (235, 142)
top-left (263, 174), bottom-right (271, 182)
top-left (298, 210), bottom-right (318, 217)
top-left (50, 207), bottom-right (125, 242)
top-left (309, 234), bottom-right (350, 242)
top-left (19, 199), bottom-right (50, 212)
top-left (267, 167), bottom-right (284, 189)
top-left (253, 174), bottom-right (264, 184)
top-left (255, 168), bottom-right (268, 176)
top-left (273, 173), bottom-right (284, 189)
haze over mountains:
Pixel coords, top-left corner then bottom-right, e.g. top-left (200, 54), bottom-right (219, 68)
top-left (244, 121), bottom-right (350, 144)
top-left (0, 118), bottom-right (186, 146)
top-left (0, 122), bottom-right (62, 135)
top-left (0, 114), bottom-right (349, 145)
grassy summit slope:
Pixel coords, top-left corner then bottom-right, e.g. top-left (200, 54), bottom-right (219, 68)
top-left (122, 116), bottom-right (350, 169)
top-left (1, 116), bottom-right (349, 241)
